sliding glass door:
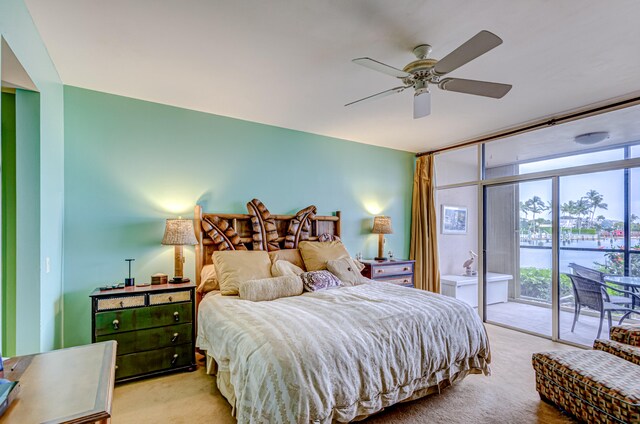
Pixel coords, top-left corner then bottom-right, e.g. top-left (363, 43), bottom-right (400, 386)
top-left (482, 166), bottom-right (640, 346)
top-left (484, 179), bottom-right (554, 337)
top-left (558, 170), bottom-right (625, 344)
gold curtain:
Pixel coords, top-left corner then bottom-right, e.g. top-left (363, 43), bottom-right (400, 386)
top-left (410, 154), bottom-right (440, 292)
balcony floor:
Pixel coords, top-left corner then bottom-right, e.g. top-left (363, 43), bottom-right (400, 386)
top-left (486, 300), bottom-right (639, 346)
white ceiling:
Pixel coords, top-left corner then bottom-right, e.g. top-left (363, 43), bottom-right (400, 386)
top-left (24, 0), bottom-right (640, 152)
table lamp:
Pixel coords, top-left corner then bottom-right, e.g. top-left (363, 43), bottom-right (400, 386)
top-left (372, 216), bottom-right (393, 261)
top-left (161, 218), bottom-right (198, 283)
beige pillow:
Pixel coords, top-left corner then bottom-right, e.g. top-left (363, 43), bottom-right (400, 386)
top-left (239, 275), bottom-right (303, 302)
top-left (271, 260), bottom-right (305, 277)
top-left (298, 241), bottom-right (350, 271)
top-left (268, 249), bottom-right (306, 270)
top-left (327, 257), bottom-right (371, 287)
top-left (213, 250), bottom-right (272, 295)
top-left (197, 264), bottom-right (219, 294)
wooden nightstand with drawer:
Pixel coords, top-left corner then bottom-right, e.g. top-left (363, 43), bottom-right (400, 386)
top-left (361, 259), bottom-right (415, 288)
top-left (90, 282), bottom-right (196, 382)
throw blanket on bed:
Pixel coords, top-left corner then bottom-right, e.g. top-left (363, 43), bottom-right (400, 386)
top-left (197, 282), bottom-right (491, 424)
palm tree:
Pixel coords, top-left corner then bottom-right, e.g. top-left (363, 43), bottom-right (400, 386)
top-left (584, 190), bottom-right (608, 225)
top-left (519, 201), bottom-right (529, 219)
top-left (526, 196), bottom-right (549, 234)
top-left (561, 202), bottom-right (573, 218)
top-left (574, 197), bottom-right (591, 235)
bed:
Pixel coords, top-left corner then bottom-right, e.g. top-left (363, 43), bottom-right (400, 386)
top-left (193, 203), bottom-right (491, 423)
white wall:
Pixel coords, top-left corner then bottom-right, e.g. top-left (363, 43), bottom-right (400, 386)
top-left (436, 185), bottom-right (478, 276)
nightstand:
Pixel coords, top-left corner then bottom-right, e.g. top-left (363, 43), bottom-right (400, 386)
top-left (361, 259), bottom-right (415, 288)
top-left (90, 282), bottom-right (196, 382)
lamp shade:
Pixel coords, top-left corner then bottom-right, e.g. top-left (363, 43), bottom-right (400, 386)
top-left (161, 218), bottom-right (198, 245)
top-left (372, 216), bottom-right (393, 234)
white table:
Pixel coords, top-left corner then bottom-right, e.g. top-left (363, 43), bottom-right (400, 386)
top-left (440, 272), bottom-right (512, 308)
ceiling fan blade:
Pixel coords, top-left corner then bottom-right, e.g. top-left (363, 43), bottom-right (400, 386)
top-left (439, 78), bottom-right (512, 99)
top-left (433, 30), bottom-right (503, 76)
top-left (352, 57), bottom-right (411, 79)
top-left (345, 86), bottom-right (408, 107)
top-left (413, 91), bottom-right (431, 119)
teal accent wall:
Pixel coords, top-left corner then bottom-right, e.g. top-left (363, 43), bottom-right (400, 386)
top-left (1, 0), bottom-right (65, 354)
top-left (63, 86), bottom-right (414, 347)
top-left (1, 92), bottom-right (17, 356)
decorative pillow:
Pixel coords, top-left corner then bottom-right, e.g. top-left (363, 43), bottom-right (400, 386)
top-left (197, 264), bottom-right (219, 293)
top-left (247, 199), bottom-right (280, 251)
top-left (300, 270), bottom-right (342, 292)
top-left (239, 275), bottom-right (303, 302)
top-left (268, 249), bottom-right (306, 270)
top-left (298, 241), bottom-right (350, 271)
top-left (318, 233), bottom-right (341, 242)
top-left (327, 257), bottom-right (371, 287)
top-left (213, 250), bottom-right (272, 295)
top-left (271, 260), bottom-right (305, 277)
top-left (284, 205), bottom-right (316, 248)
top-left (202, 216), bottom-right (247, 251)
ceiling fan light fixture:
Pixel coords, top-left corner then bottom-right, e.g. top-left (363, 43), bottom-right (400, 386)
top-left (574, 131), bottom-right (609, 145)
top-left (346, 30), bottom-right (510, 119)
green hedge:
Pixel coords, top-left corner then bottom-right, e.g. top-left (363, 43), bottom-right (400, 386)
top-left (519, 267), bottom-right (572, 302)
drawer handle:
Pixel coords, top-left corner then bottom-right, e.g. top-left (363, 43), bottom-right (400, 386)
top-left (171, 354), bottom-right (179, 365)
top-left (174, 311), bottom-right (180, 322)
top-left (403, 267), bottom-right (410, 271)
top-left (404, 280), bottom-right (409, 283)
top-left (171, 332), bottom-right (179, 343)
top-left (376, 269), bottom-right (384, 273)
top-left (168, 295), bottom-right (173, 302)
top-left (112, 319), bottom-right (120, 330)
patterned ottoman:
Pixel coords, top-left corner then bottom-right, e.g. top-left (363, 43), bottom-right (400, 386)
top-left (532, 350), bottom-right (640, 423)
top-left (594, 339), bottom-right (640, 366)
top-left (611, 325), bottom-right (640, 348)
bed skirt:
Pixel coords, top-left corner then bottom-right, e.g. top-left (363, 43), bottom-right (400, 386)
top-left (204, 352), bottom-right (488, 422)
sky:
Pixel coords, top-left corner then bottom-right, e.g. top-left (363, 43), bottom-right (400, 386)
top-left (518, 150), bottom-right (639, 222)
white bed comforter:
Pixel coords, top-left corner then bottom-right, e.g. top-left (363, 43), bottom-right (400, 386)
top-left (197, 282), bottom-right (490, 424)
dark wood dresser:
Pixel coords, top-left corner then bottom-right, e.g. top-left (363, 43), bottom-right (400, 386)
top-left (90, 282), bottom-right (196, 382)
top-left (361, 259), bottom-right (415, 288)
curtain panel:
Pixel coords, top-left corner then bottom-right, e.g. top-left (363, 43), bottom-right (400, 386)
top-left (410, 154), bottom-right (440, 292)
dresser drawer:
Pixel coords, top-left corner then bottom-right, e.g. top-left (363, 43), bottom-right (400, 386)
top-left (96, 294), bottom-right (146, 311)
top-left (371, 263), bottom-right (413, 278)
top-left (149, 290), bottom-right (191, 305)
top-left (380, 275), bottom-right (414, 287)
top-left (115, 343), bottom-right (193, 380)
top-left (95, 302), bottom-right (192, 336)
top-left (96, 323), bottom-right (193, 355)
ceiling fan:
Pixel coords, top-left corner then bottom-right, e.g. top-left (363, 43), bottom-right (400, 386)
top-left (346, 30), bottom-right (512, 119)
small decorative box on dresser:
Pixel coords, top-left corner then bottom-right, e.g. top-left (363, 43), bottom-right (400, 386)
top-left (361, 259), bottom-right (415, 288)
top-left (90, 282), bottom-right (196, 382)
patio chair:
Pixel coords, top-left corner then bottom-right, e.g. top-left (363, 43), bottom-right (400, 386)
top-left (564, 273), bottom-right (640, 339)
top-left (568, 263), bottom-right (634, 308)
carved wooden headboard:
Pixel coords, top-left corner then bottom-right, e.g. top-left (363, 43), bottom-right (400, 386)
top-left (193, 204), bottom-right (341, 287)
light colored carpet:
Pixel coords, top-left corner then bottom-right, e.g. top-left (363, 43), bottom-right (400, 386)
top-left (112, 324), bottom-right (577, 423)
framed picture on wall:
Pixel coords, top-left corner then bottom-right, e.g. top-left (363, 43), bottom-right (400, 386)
top-left (441, 205), bottom-right (468, 234)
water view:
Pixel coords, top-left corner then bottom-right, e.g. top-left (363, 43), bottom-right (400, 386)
top-left (520, 238), bottom-right (640, 273)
